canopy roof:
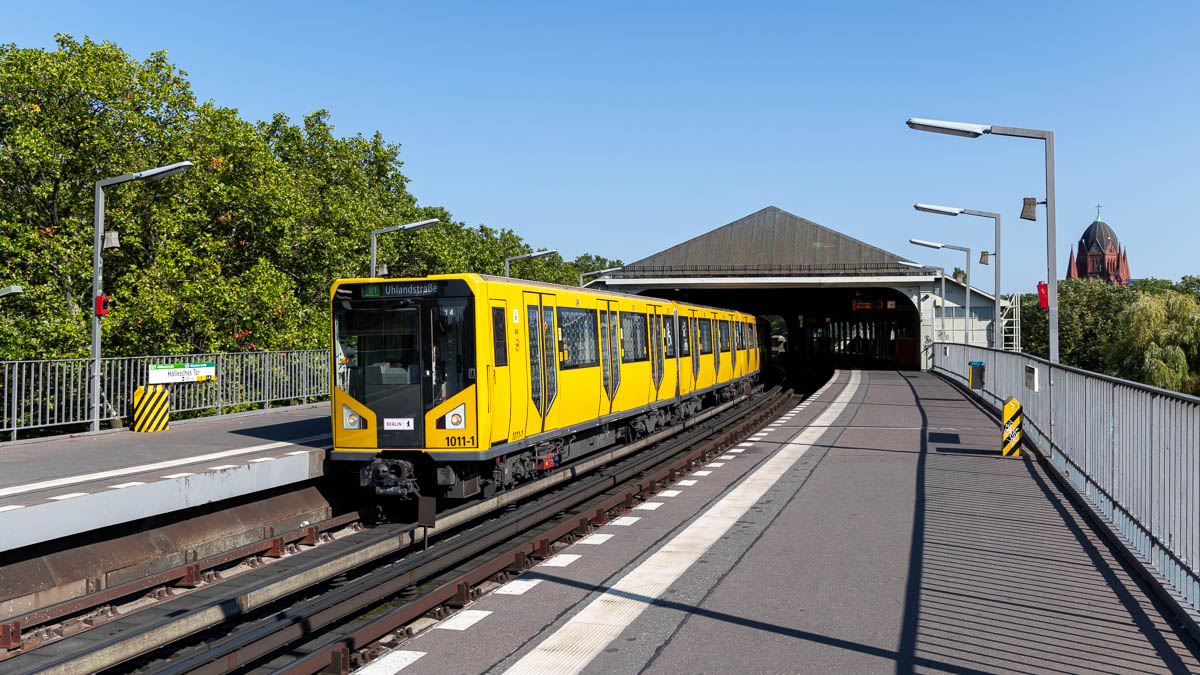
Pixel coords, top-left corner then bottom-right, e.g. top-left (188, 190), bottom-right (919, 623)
top-left (618, 206), bottom-right (924, 279)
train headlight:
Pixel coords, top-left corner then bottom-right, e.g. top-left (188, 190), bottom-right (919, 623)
top-left (444, 403), bottom-right (466, 430)
top-left (343, 405), bottom-right (363, 429)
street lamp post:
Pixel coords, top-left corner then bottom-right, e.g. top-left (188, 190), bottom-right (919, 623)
top-left (914, 203), bottom-right (1002, 349)
top-left (91, 161), bottom-right (194, 432)
top-left (370, 219), bottom-right (439, 278)
top-left (910, 238), bottom-right (971, 345)
top-left (579, 266), bottom-right (622, 287)
top-left (907, 117), bottom-right (1058, 362)
top-left (898, 260), bottom-right (946, 342)
top-left (505, 250), bottom-right (558, 277)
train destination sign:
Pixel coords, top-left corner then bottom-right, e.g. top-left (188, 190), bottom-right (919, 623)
top-left (362, 282), bottom-right (440, 298)
top-left (148, 362), bottom-right (217, 384)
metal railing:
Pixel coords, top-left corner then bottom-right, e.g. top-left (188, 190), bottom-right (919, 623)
top-left (1, 350), bottom-right (330, 441)
top-left (932, 343), bottom-right (1200, 614)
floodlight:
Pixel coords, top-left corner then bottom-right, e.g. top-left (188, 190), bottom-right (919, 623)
top-left (906, 118), bottom-right (991, 138)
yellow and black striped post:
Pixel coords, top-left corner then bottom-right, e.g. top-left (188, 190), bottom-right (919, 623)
top-left (1002, 397), bottom-right (1023, 457)
top-left (133, 384), bottom-right (170, 432)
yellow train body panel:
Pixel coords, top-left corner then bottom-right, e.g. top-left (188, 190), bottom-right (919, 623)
top-left (329, 274), bottom-right (759, 465)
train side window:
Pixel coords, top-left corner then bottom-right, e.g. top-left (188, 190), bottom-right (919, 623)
top-left (620, 312), bottom-right (649, 363)
top-left (678, 316), bottom-right (690, 357)
top-left (492, 307), bottom-right (507, 366)
top-left (719, 320), bottom-right (730, 352)
top-left (698, 318), bottom-right (713, 355)
top-left (662, 315), bottom-right (676, 358)
top-left (528, 305), bottom-right (542, 414)
top-left (736, 321), bottom-right (745, 351)
top-left (558, 307), bottom-right (599, 369)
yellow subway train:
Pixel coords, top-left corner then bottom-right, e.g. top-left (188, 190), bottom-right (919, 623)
top-left (329, 274), bottom-right (760, 498)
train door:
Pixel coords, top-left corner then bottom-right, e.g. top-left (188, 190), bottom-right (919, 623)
top-left (712, 316), bottom-right (721, 379)
top-left (597, 300), bottom-right (621, 416)
top-left (522, 291), bottom-right (559, 437)
top-left (649, 304), bottom-right (664, 399)
top-left (676, 311), bottom-right (691, 396)
top-left (724, 317), bottom-right (734, 374)
top-left (488, 301), bottom-right (511, 445)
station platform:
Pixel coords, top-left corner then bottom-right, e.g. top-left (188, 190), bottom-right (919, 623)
top-left (364, 370), bottom-right (1200, 674)
top-left (0, 406), bottom-right (330, 553)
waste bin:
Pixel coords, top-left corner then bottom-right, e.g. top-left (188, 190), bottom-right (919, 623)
top-left (968, 360), bottom-right (985, 390)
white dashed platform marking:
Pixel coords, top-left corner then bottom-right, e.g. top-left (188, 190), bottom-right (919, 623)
top-left (436, 609), bottom-right (491, 631)
top-left (48, 493), bottom-right (87, 500)
top-left (578, 533), bottom-right (614, 545)
top-left (609, 516), bottom-right (641, 526)
top-left (693, 470), bottom-right (712, 476)
top-left (109, 481), bottom-right (145, 489)
top-left (677, 479), bottom-right (698, 486)
top-left (541, 554), bottom-right (582, 568)
top-left (496, 579), bottom-right (543, 595)
top-left (0, 505), bottom-right (24, 512)
top-left (634, 502), bottom-right (663, 511)
top-left (658, 489), bottom-right (682, 497)
top-left (355, 649), bottom-right (426, 674)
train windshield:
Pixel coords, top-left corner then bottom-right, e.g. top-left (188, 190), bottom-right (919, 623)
top-left (333, 285), bottom-right (475, 444)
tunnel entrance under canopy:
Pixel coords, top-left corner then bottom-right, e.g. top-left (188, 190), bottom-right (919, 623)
top-left (589, 206), bottom-right (959, 379)
top-left (648, 285), bottom-right (920, 375)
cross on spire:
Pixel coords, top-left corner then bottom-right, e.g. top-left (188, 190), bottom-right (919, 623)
top-left (1095, 203), bottom-right (1103, 221)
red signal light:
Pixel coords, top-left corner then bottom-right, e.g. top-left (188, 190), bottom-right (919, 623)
top-left (95, 295), bottom-right (112, 316)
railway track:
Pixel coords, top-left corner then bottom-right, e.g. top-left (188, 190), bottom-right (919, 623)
top-left (0, 386), bottom-right (791, 674)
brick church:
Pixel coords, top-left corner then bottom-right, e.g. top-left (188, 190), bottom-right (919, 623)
top-left (1067, 212), bottom-right (1131, 285)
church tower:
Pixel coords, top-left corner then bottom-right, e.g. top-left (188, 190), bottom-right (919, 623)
top-left (1066, 207), bottom-right (1130, 284)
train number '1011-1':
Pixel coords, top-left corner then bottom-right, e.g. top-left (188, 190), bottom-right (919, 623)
top-left (446, 435), bottom-right (475, 448)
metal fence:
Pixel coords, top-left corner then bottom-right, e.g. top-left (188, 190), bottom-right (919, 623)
top-left (932, 343), bottom-right (1200, 614)
top-left (1, 350), bottom-right (329, 441)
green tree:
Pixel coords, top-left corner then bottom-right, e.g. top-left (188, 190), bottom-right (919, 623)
top-left (1110, 290), bottom-right (1200, 395)
top-left (1020, 279), bottom-right (1136, 374)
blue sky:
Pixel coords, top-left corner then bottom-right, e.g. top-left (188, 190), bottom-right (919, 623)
top-left (7, 1), bottom-right (1198, 294)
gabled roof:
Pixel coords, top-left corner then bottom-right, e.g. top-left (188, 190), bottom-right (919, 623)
top-left (619, 206), bottom-right (920, 278)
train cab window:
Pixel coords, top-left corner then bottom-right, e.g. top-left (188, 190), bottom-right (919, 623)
top-left (620, 312), bottom-right (649, 363)
top-left (432, 299), bottom-right (475, 407)
top-left (491, 307), bottom-right (507, 367)
top-left (719, 320), bottom-right (730, 353)
top-left (678, 317), bottom-right (690, 357)
top-left (662, 315), bottom-right (676, 358)
top-left (558, 307), bottom-right (599, 369)
top-left (698, 319), bottom-right (713, 354)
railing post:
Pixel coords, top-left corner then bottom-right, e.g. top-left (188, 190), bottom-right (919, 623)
top-left (216, 353), bottom-right (224, 416)
top-left (7, 364), bottom-right (15, 442)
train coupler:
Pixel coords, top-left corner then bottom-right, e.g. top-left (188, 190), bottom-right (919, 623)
top-left (363, 458), bottom-right (420, 498)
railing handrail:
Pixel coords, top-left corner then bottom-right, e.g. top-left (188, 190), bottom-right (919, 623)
top-left (938, 342), bottom-right (1200, 404)
top-left (0, 347), bottom-right (328, 368)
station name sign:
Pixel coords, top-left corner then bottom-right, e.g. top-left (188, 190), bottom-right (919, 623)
top-left (148, 362), bottom-right (216, 384)
top-left (362, 282), bottom-right (440, 298)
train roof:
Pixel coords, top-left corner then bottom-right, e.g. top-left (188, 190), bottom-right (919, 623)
top-left (473, 274), bottom-right (753, 316)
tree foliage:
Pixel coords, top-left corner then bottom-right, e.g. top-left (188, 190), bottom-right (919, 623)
top-left (0, 36), bottom-right (620, 360)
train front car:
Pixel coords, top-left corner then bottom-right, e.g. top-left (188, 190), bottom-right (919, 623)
top-left (329, 275), bottom-right (483, 498)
